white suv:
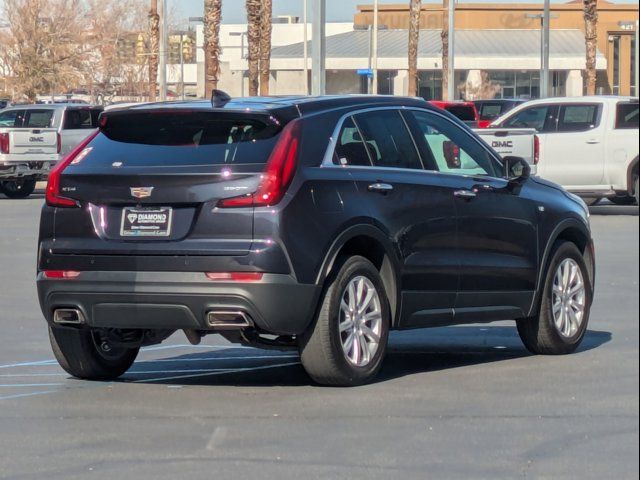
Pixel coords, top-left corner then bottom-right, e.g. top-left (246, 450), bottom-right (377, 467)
top-left (493, 96), bottom-right (639, 205)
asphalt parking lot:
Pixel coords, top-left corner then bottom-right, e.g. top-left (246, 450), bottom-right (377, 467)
top-left (0, 191), bottom-right (637, 480)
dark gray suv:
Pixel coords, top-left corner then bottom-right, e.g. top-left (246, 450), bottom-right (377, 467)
top-left (37, 95), bottom-right (595, 386)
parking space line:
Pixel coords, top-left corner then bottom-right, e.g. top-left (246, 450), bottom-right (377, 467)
top-left (0, 383), bottom-right (65, 387)
top-left (133, 361), bottom-right (301, 383)
top-left (0, 390), bottom-right (58, 401)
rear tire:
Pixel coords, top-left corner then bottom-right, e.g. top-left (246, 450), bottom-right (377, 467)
top-left (0, 178), bottom-right (37, 199)
top-left (609, 195), bottom-right (636, 206)
top-left (517, 241), bottom-right (592, 355)
top-left (49, 326), bottom-right (139, 380)
top-left (299, 256), bottom-right (390, 386)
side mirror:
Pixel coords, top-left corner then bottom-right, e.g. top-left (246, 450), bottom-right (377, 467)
top-left (503, 156), bottom-right (531, 182)
top-left (442, 141), bottom-right (461, 169)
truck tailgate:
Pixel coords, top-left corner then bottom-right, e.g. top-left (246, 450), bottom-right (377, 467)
top-left (8, 129), bottom-right (59, 155)
top-left (475, 128), bottom-right (537, 167)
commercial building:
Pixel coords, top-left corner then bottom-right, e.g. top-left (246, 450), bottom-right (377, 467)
top-left (193, 1), bottom-right (638, 100)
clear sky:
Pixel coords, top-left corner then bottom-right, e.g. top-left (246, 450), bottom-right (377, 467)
top-left (169, 0), bottom-right (638, 24)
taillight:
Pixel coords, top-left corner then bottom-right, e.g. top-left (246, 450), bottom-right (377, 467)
top-left (205, 272), bottom-right (264, 282)
top-left (0, 133), bottom-right (9, 154)
top-left (43, 270), bottom-right (81, 279)
top-left (56, 133), bottom-right (61, 154)
top-left (217, 119), bottom-right (301, 208)
top-left (46, 130), bottom-right (99, 208)
top-left (533, 134), bottom-right (540, 165)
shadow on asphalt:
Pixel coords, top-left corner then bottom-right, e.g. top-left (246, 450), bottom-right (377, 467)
top-left (0, 193), bottom-right (45, 201)
top-left (117, 326), bottom-right (612, 387)
top-left (589, 202), bottom-right (638, 216)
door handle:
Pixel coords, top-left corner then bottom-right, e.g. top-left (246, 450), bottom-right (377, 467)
top-left (368, 183), bottom-right (394, 193)
top-left (586, 139), bottom-right (600, 144)
top-left (453, 189), bottom-right (477, 200)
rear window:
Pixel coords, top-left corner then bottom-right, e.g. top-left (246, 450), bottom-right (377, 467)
top-left (478, 103), bottom-right (504, 121)
top-left (445, 106), bottom-right (476, 122)
top-left (23, 110), bottom-right (55, 128)
top-left (0, 109), bottom-right (24, 127)
top-left (84, 111), bottom-right (283, 167)
top-left (557, 104), bottom-right (600, 132)
top-left (616, 102), bottom-right (639, 129)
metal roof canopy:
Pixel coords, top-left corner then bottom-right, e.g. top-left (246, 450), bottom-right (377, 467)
top-left (272, 29), bottom-right (606, 70)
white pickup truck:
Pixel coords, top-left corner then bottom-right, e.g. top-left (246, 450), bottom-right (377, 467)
top-left (0, 104), bottom-right (102, 198)
top-left (490, 96), bottom-right (639, 205)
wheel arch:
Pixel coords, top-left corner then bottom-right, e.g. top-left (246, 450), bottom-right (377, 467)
top-left (316, 224), bottom-right (401, 328)
top-left (528, 218), bottom-right (595, 317)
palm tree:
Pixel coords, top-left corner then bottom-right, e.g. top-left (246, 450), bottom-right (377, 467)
top-left (441, 0), bottom-right (449, 100)
top-left (259, 0), bottom-right (273, 96)
top-left (246, 0), bottom-right (261, 96)
top-left (407, 0), bottom-right (421, 97)
top-left (204, 0), bottom-right (223, 94)
top-left (583, 0), bottom-right (598, 95)
top-left (148, 0), bottom-right (159, 102)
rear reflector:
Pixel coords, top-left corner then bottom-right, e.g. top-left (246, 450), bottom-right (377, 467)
top-left (217, 119), bottom-right (301, 208)
top-left (43, 270), bottom-right (82, 279)
top-left (205, 272), bottom-right (264, 282)
top-left (46, 130), bottom-right (99, 208)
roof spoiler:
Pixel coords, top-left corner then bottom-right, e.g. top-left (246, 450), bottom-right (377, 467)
top-left (211, 90), bottom-right (231, 108)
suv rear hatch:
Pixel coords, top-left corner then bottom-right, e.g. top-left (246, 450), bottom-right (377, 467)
top-left (44, 108), bottom-right (293, 262)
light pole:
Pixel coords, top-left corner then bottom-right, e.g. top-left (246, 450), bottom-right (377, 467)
top-left (312, 0), bottom-right (326, 95)
top-left (447, 1), bottom-right (456, 102)
top-left (526, 1), bottom-right (555, 98)
top-left (303, 0), bottom-right (309, 94)
top-left (372, 0), bottom-right (379, 95)
top-left (159, 0), bottom-right (168, 101)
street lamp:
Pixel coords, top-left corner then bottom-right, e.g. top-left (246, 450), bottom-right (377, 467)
top-left (526, 1), bottom-right (557, 98)
top-left (312, 0), bottom-right (326, 96)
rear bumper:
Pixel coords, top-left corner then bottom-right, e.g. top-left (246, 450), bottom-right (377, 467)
top-left (0, 161), bottom-right (57, 179)
top-left (37, 271), bottom-right (321, 336)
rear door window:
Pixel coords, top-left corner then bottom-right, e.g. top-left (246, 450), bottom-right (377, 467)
top-left (0, 109), bottom-right (25, 127)
top-left (352, 110), bottom-right (423, 170)
top-left (615, 102), bottom-right (639, 129)
top-left (557, 104), bottom-right (600, 132)
top-left (23, 110), bottom-right (55, 128)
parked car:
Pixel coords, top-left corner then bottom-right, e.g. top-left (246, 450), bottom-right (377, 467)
top-left (0, 104), bottom-right (103, 198)
top-left (428, 100), bottom-right (480, 128)
top-left (38, 95), bottom-right (595, 386)
top-left (492, 96), bottom-right (639, 205)
top-left (473, 99), bottom-right (527, 128)
top-left (474, 127), bottom-right (539, 170)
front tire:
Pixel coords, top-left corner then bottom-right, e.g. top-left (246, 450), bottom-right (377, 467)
top-left (517, 241), bottom-right (592, 355)
top-left (299, 256), bottom-right (390, 386)
top-left (49, 326), bottom-right (139, 380)
top-left (0, 178), bottom-right (37, 199)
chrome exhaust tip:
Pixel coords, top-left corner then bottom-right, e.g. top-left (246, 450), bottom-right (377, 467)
top-left (53, 308), bottom-right (85, 325)
top-left (206, 311), bottom-right (253, 330)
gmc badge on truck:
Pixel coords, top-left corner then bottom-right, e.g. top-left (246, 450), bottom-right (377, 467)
top-left (492, 140), bottom-right (514, 149)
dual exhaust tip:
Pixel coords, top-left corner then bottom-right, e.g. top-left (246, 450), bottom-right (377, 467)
top-left (52, 308), bottom-right (253, 330)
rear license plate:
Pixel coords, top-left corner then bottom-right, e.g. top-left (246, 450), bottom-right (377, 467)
top-left (120, 207), bottom-right (173, 237)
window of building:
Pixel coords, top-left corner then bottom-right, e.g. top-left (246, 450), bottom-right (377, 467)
top-left (418, 71), bottom-right (443, 101)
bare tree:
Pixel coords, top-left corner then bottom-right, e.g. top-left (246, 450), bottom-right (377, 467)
top-left (583, 0), bottom-right (598, 95)
top-left (148, 0), bottom-right (159, 101)
top-left (246, 0), bottom-right (262, 96)
top-left (259, 0), bottom-right (273, 96)
top-left (2, 0), bottom-right (89, 101)
top-left (407, 0), bottom-right (421, 97)
top-left (441, 0), bottom-right (449, 100)
top-left (204, 0), bottom-right (223, 94)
